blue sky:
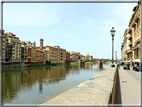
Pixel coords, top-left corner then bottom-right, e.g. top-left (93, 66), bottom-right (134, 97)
top-left (3, 2), bottom-right (138, 59)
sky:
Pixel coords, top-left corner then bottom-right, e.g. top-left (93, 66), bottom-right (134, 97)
top-left (3, 1), bottom-right (138, 59)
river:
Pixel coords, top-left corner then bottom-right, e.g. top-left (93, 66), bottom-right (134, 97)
top-left (3, 63), bottom-right (111, 104)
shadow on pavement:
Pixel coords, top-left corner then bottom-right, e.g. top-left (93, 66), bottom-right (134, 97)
top-left (115, 69), bottom-right (122, 105)
top-left (133, 70), bottom-right (142, 72)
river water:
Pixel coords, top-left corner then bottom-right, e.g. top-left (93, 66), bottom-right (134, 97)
top-left (3, 63), bottom-right (111, 104)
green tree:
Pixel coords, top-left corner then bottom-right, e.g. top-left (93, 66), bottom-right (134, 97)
top-left (78, 55), bottom-right (80, 59)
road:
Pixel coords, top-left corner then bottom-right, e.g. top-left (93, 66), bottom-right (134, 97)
top-left (115, 66), bottom-right (141, 106)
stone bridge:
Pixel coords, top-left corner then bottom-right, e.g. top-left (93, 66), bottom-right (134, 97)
top-left (65, 59), bottom-right (110, 68)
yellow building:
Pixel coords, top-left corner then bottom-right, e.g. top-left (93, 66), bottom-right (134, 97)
top-left (40, 50), bottom-right (44, 64)
top-left (128, 3), bottom-right (140, 65)
top-left (42, 45), bottom-right (66, 63)
top-left (36, 49), bottom-right (44, 64)
top-left (36, 39), bottom-right (66, 63)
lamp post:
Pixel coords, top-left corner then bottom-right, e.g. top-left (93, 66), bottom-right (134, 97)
top-left (115, 51), bottom-right (117, 64)
top-left (110, 27), bottom-right (116, 67)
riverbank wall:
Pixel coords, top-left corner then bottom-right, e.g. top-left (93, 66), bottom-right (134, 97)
top-left (2, 63), bottom-right (65, 68)
top-left (2, 63), bottom-right (29, 68)
top-left (40, 65), bottom-right (118, 106)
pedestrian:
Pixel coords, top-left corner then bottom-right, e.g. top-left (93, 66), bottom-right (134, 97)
top-left (134, 63), bottom-right (137, 67)
top-left (118, 63), bottom-right (120, 69)
top-left (127, 62), bottom-right (130, 70)
top-left (119, 63), bottom-right (121, 69)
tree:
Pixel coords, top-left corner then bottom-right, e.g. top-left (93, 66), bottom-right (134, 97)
top-left (78, 55), bottom-right (80, 59)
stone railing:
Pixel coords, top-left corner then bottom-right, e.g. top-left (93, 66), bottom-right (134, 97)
top-left (39, 65), bottom-right (118, 106)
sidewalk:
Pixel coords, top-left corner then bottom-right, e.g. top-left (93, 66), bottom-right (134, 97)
top-left (115, 66), bottom-right (141, 106)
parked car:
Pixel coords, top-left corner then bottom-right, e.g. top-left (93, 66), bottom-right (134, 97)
top-left (123, 64), bottom-right (130, 70)
top-left (121, 62), bottom-right (124, 66)
top-left (133, 65), bottom-right (139, 71)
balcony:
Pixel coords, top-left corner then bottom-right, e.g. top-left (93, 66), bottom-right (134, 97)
top-left (126, 48), bottom-right (132, 53)
top-left (13, 59), bottom-right (21, 62)
top-left (132, 44), bottom-right (140, 51)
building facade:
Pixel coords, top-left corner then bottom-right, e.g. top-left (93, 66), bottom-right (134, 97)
top-left (80, 55), bottom-right (85, 59)
top-left (128, 3), bottom-right (140, 65)
top-left (43, 50), bottom-right (50, 64)
top-left (36, 39), bottom-right (66, 63)
top-left (66, 51), bottom-right (70, 60)
top-left (2, 31), bottom-right (22, 63)
top-left (121, 29), bottom-right (129, 62)
top-left (21, 41), bottom-right (28, 63)
top-left (70, 53), bottom-right (78, 60)
top-left (31, 41), bottom-right (37, 64)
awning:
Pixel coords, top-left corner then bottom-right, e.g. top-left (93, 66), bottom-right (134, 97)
top-left (133, 59), bottom-right (141, 62)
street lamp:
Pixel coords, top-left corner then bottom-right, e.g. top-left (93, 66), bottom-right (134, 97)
top-left (110, 27), bottom-right (116, 67)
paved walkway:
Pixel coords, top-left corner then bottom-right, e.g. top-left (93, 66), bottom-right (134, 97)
top-left (115, 66), bottom-right (141, 106)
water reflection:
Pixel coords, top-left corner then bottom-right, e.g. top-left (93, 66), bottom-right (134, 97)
top-left (3, 63), bottom-right (110, 104)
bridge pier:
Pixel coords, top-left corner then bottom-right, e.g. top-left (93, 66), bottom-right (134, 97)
top-left (79, 60), bottom-right (85, 66)
top-left (98, 60), bottom-right (103, 69)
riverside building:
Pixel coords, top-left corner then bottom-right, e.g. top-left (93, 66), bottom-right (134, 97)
top-left (36, 39), bottom-right (65, 63)
top-left (70, 51), bottom-right (79, 60)
top-left (21, 41), bottom-right (28, 63)
top-left (80, 55), bottom-right (85, 59)
top-left (128, 3), bottom-right (140, 65)
top-left (66, 51), bottom-right (70, 60)
top-left (1, 30), bottom-right (22, 64)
